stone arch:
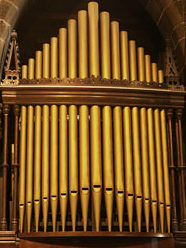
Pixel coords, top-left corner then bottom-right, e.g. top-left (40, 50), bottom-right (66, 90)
top-left (0, 0), bottom-right (185, 79)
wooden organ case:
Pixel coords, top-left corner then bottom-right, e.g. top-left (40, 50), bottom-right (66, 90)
top-left (0, 2), bottom-right (186, 248)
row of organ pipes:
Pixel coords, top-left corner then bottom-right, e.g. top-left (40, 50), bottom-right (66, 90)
top-left (19, 1), bottom-right (170, 233)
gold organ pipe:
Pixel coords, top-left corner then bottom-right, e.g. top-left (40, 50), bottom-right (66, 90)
top-left (36, 51), bottom-right (42, 78)
top-left (78, 10), bottom-right (88, 78)
top-left (68, 19), bottom-right (77, 78)
top-left (113, 107), bottom-right (124, 232)
top-left (91, 106), bottom-right (102, 231)
top-left (140, 108), bottom-right (150, 232)
top-left (123, 107), bottom-right (134, 232)
top-left (120, 31), bottom-right (129, 80)
top-left (158, 70), bottom-right (164, 83)
top-left (19, 106), bottom-right (27, 233)
top-left (132, 107), bottom-right (142, 232)
top-left (154, 109), bottom-right (165, 233)
top-left (111, 21), bottom-right (120, 79)
top-left (137, 47), bottom-right (145, 82)
top-left (42, 105), bottom-right (49, 232)
top-left (22, 65), bottom-right (27, 79)
top-left (34, 106), bottom-right (41, 232)
top-left (145, 55), bottom-right (151, 83)
top-left (147, 108), bottom-right (157, 233)
top-left (59, 28), bottom-right (67, 78)
top-left (160, 109), bottom-right (171, 233)
top-left (88, 1), bottom-right (99, 76)
top-left (102, 107), bottom-right (114, 232)
top-left (79, 105), bottom-right (90, 231)
top-left (152, 63), bottom-right (158, 83)
top-left (28, 58), bottom-right (34, 79)
top-left (69, 105), bottom-right (78, 231)
top-left (51, 37), bottom-right (58, 78)
top-left (26, 105), bottom-right (34, 233)
top-left (100, 11), bottom-right (110, 79)
top-left (43, 43), bottom-right (50, 78)
top-left (50, 105), bottom-right (58, 232)
top-left (129, 40), bottom-right (137, 81)
top-left (59, 105), bottom-right (68, 231)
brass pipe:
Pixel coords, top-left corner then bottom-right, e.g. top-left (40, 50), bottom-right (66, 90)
top-left (69, 105), bottom-right (78, 231)
top-left (59, 105), bottom-right (68, 231)
top-left (22, 65), bottom-right (28, 79)
top-left (111, 21), bottom-right (120, 79)
top-left (28, 58), bottom-right (35, 79)
top-left (50, 105), bottom-right (58, 232)
top-left (88, 1), bottom-right (99, 76)
top-left (26, 105), bottom-right (34, 233)
top-left (132, 107), bottom-right (142, 232)
top-left (68, 19), bottom-right (77, 78)
top-left (147, 108), bottom-right (157, 232)
top-left (154, 109), bottom-right (164, 233)
top-left (51, 37), bottom-right (58, 78)
top-left (137, 47), bottom-right (145, 82)
top-left (59, 28), bottom-right (67, 78)
top-left (19, 106), bottom-right (27, 233)
top-left (129, 40), bottom-right (137, 81)
top-left (158, 70), bottom-right (164, 84)
top-left (91, 105), bottom-right (102, 231)
top-left (78, 10), bottom-right (88, 78)
top-left (145, 55), bottom-right (151, 83)
top-left (42, 105), bottom-right (49, 232)
top-left (100, 11), bottom-right (110, 79)
top-left (123, 107), bottom-right (134, 232)
top-left (160, 109), bottom-right (171, 233)
top-left (79, 105), bottom-right (90, 231)
top-left (120, 31), bottom-right (129, 80)
top-left (34, 106), bottom-right (41, 232)
top-left (36, 51), bottom-right (42, 79)
top-left (43, 43), bottom-right (50, 78)
top-left (140, 108), bottom-right (150, 232)
top-left (152, 63), bottom-right (158, 83)
top-left (113, 106), bottom-right (124, 232)
top-left (102, 106), bottom-right (114, 231)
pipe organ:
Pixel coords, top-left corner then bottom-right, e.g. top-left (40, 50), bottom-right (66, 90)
top-left (0, 1), bottom-right (186, 247)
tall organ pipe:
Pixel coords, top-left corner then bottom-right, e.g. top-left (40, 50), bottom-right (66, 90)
top-left (129, 40), bottom-right (137, 81)
top-left (51, 37), bottom-right (58, 78)
top-left (111, 21), bottom-right (120, 79)
top-left (68, 19), bottom-right (77, 78)
top-left (59, 28), bottom-right (67, 78)
top-left (120, 31), bottom-right (129, 80)
top-left (145, 55), bottom-right (151, 83)
top-left (152, 63), bottom-right (158, 83)
top-left (137, 47), bottom-right (145, 82)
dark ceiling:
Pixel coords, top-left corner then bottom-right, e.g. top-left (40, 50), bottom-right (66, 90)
top-left (15, 0), bottom-right (165, 66)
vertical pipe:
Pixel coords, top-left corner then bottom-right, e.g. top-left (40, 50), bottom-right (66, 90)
top-left (59, 28), bottom-right (67, 78)
top-left (102, 107), bottom-right (114, 232)
top-left (111, 21), bottom-right (120, 80)
top-left (50, 105), bottom-right (58, 232)
top-left (59, 105), bottom-right (68, 231)
top-left (123, 107), bottom-right (134, 232)
top-left (120, 31), bottom-right (129, 80)
top-left (140, 108), bottom-right (150, 232)
top-left (35, 51), bottom-right (42, 79)
top-left (68, 19), bottom-right (77, 78)
top-left (152, 63), bottom-right (158, 83)
top-left (43, 44), bottom-right (50, 78)
top-left (51, 37), bottom-right (58, 78)
top-left (132, 107), bottom-right (142, 232)
top-left (22, 65), bottom-right (28, 79)
top-left (19, 106), bottom-right (27, 233)
top-left (100, 11), bottom-right (110, 79)
top-left (69, 105), bottom-right (78, 231)
top-left (91, 106), bottom-right (102, 231)
top-left (78, 10), bottom-right (88, 78)
top-left (158, 70), bottom-right (164, 84)
top-left (147, 108), bottom-right (157, 233)
top-left (137, 47), bottom-right (145, 82)
top-left (154, 109), bottom-right (165, 233)
top-left (160, 109), bottom-right (171, 233)
top-left (145, 55), bottom-right (151, 83)
top-left (28, 58), bottom-right (35, 80)
top-left (88, 1), bottom-right (99, 76)
top-left (113, 107), bottom-right (124, 232)
top-left (79, 105), bottom-right (89, 231)
top-left (129, 40), bottom-right (137, 81)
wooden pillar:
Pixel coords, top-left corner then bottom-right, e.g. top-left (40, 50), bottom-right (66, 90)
top-left (0, 104), bottom-right (10, 231)
top-left (167, 109), bottom-right (178, 231)
top-left (176, 109), bottom-right (186, 230)
top-left (11, 105), bottom-right (20, 231)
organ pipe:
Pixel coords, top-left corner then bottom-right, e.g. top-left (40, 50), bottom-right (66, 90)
top-left (43, 44), bottom-right (50, 78)
top-left (129, 40), bottom-right (137, 81)
top-left (152, 63), bottom-right (158, 83)
top-left (120, 31), bottom-right (129, 80)
top-left (68, 19), bottom-right (77, 78)
top-left (111, 21), bottom-right (120, 79)
top-left (51, 37), bottom-right (58, 78)
top-left (145, 55), bottom-right (151, 83)
top-left (137, 47), bottom-right (145, 82)
top-left (59, 28), bottom-right (67, 78)
top-left (158, 70), bottom-right (164, 83)
top-left (22, 65), bottom-right (27, 79)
